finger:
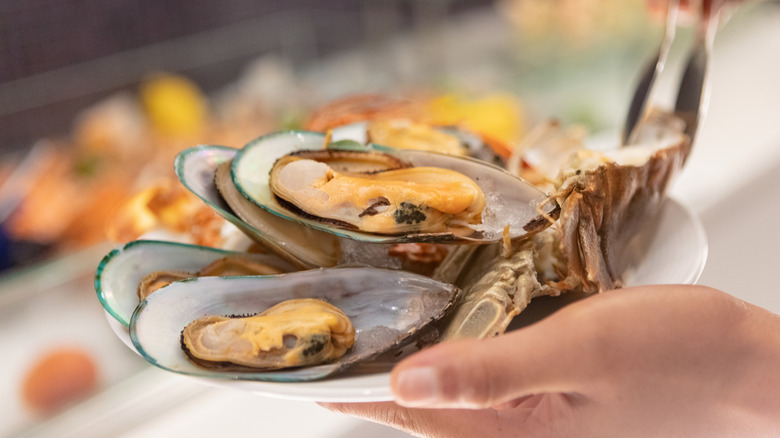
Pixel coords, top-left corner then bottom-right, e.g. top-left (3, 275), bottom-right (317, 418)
top-left (320, 401), bottom-right (531, 438)
top-left (390, 284), bottom-right (721, 409)
top-left (389, 301), bottom-right (604, 409)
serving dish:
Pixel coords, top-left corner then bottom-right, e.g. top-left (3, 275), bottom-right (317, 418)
top-left (100, 197), bottom-right (705, 402)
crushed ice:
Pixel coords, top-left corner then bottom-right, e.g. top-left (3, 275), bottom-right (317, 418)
top-left (338, 240), bottom-right (403, 269)
top-left (355, 326), bottom-right (405, 353)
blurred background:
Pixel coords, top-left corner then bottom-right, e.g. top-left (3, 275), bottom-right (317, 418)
top-left (1, 0), bottom-right (779, 437)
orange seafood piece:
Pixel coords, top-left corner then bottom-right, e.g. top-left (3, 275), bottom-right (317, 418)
top-left (388, 242), bottom-right (450, 276)
top-left (106, 179), bottom-right (226, 247)
top-left (424, 93), bottom-right (525, 159)
top-left (21, 347), bottom-right (98, 414)
top-left (304, 94), bottom-right (421, 132)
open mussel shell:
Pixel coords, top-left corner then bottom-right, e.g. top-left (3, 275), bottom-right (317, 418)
top-left (129, 267), bottom-right (461, 382)
top-left (175, 145), bottom-right (341, 269)
top-left (174, 145), bottom-right (473, 281)
top-left (95, 240), bottom-right (296, 327)
top-left (232, 130), bottom-right (557, 244)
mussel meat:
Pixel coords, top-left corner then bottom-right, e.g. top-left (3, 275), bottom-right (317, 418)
top-left (366, 118), bottom-right (468, 156)
top-left (269, 150), bottom-right (486, 236)
top-left (181, 298), bottom-right (355, 370)
top-left (95, 240), bottom-right (296, 327)
top-left (231, 130), bottom-right (557, 244)
top-left (137, 255), bottom-right (287, 300)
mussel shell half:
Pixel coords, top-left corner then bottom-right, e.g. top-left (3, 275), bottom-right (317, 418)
top-left (175, 145), bottom-right (341, 269)
top-left (173, 145), bottom-right (236, 218)
top-left (232, 131), bottom-right (556, 244)
top-left (130, 267), bottom-right (461, 382)
top-left (95, 240), bottom-right (296, 327)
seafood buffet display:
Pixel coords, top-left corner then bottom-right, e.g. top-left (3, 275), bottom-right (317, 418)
top-left (96, 89), bottom-right (691, 381)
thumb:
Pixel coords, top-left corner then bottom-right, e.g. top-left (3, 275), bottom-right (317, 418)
top-left (390, 315), bottom-right (590, 409)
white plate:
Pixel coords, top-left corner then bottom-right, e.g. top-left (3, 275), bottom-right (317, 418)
top-left (106, 197), bottom-right (706, 402)
top-left (621, 198), bottom-right (707, 287)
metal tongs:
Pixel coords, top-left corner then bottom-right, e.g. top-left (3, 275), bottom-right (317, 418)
top-left (623, 0), bottom-right (721, 148)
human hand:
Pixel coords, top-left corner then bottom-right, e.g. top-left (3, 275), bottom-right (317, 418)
top-left (322, 285), bottom-right (780, 437)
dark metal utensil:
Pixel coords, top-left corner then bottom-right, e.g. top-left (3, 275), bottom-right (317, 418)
top-left (623, 0), bottom-right (680, 145)
top-left (674, 1), bottom-right (720, 149)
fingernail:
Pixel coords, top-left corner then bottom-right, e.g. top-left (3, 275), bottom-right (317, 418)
top-left (395, 367), bottom-right (440, 405)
